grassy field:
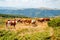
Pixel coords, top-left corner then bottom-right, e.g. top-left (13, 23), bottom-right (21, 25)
top-left (0, 17), bottom-right (60, 40)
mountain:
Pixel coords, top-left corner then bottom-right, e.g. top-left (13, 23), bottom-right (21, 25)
top-left (0, 7), bottom-right (60, 18)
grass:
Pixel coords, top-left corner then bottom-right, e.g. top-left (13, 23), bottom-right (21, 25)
top-left (0, 28), bottom-right (51, 40)
top-left (54, 27), bottom-right (60, 40)
top-left (48, 17), bottom-right (60, 40)
top-left (0, 17), bottom-right (60, 40)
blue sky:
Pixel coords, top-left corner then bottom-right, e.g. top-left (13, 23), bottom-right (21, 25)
top-left (0, 0), bottom-right (60, 9)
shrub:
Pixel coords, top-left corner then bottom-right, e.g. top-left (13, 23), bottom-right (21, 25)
top-left (48, 18), bottom-right (60, 40)
top-left (48, 18), bottom-right (60, 27)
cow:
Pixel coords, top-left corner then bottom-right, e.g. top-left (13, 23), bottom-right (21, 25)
top-left (17, 19), bottom-right (23, 23)
top-left (23, 19), bottom-right (31, 24)
top-left (6, 19), bottom-right (17, 29)
top-left (43, 18), bottom-right (50, 21)
top-left (37, 18), bottom-right (44, 22)
top-left (21, 19), bottom-right (36, 25)
top-left (31, 19), bottom-right (37, 27)
top-left (31, 19), bottom-right (36, 24)
top-left (37, 18), bottom-right (50, 23)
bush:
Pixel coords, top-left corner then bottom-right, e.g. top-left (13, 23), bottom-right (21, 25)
top-left (48, 18), bottom-right (60, 27)
top-left (48, 18), bottom-right (60, 40)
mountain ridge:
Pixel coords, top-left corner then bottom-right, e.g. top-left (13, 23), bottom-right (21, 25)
top-left (0, 8), bottom-right (60, 18)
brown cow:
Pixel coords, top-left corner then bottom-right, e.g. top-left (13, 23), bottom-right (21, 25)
top-left (21, 19), bottom-right (36, 25)
top-left (6, 19), bottom-right (17, 28)
top-left (17, 19), bottom-right (23, 23)
top-left (37, 18), bottom-right (44, 22)
top-left (43, 18), bottom-right (50, 21)
top-left (23, 19), bottom-right (31, 24)
top-left (37, 18), bottom-right (50, 22)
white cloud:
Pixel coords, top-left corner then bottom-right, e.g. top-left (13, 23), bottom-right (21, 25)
top-left (0, 0), bottom-right (60, 9)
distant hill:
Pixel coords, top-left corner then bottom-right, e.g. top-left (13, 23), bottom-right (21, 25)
top-left (0, 7), bottom-right (60, 18)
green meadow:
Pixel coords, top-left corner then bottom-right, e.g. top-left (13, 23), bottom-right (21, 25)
top-left (0, 14), bottom-right (60, 40)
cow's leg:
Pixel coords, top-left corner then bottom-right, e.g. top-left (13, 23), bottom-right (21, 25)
top-left (6, 23), bottom-right (7, 27)
top-left (13, 24), bottom-right (16, 29)
top-left (32, 22), bottom-right (37, 27)
top-left (6, 23), bottom-right (8, 28)
top-left (13, 24), bottom-right (15, 29)
top-left (6, 23), bottom-right (10, 30)
top-left (6, 23), bottom-right (9, 29)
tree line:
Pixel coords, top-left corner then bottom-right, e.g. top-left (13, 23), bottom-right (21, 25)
top-left (0, 14), bottom-right (28, 18)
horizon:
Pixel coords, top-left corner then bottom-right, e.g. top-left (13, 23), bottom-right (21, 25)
top-left (0, 7), bottom-right (60, 10)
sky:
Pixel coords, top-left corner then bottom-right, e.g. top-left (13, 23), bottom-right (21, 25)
top-left (0, 0), bottom-right (60, 9)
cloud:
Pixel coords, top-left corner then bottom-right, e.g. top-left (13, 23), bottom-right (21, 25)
top-left (0, 0), bottom-right (60, 9)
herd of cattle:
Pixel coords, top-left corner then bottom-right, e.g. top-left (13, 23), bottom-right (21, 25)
top-left (6, 18), bottom-right (50, 28)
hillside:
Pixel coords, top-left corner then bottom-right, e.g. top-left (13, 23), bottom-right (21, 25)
top-left (0, 8), bottom-right (60, 17)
